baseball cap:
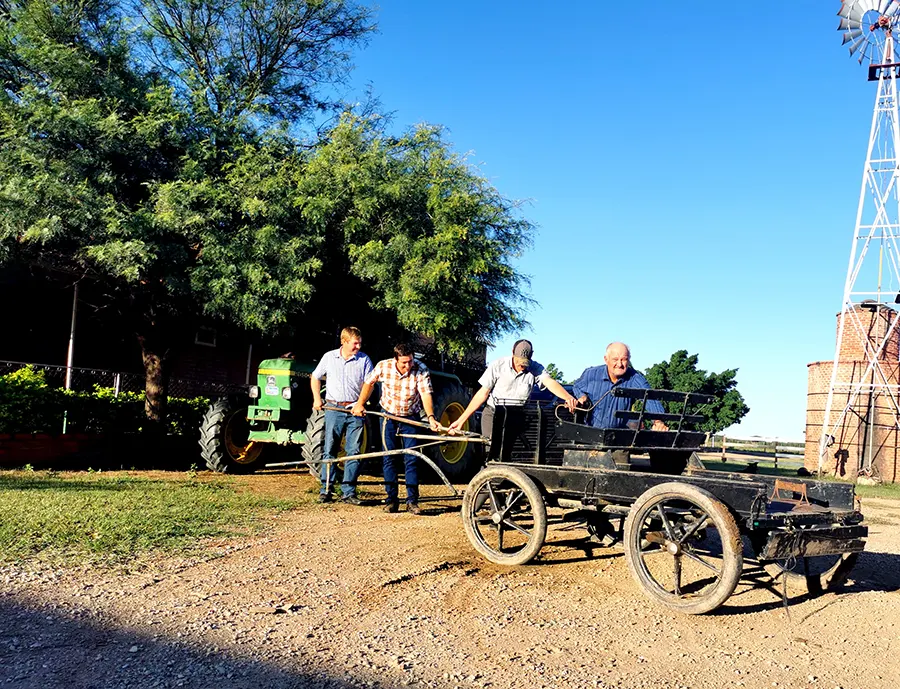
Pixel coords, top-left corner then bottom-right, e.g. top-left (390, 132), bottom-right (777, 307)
top-left (512, 339), bottom-right (533, 361)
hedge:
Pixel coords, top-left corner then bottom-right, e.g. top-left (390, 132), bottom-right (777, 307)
top-left (0, 366), bottom-right (209, 436)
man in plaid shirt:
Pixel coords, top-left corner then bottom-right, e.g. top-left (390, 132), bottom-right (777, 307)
top-left (351, 343), bottom-right (439, 514)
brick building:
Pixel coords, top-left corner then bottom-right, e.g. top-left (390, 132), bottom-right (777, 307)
top-left (806, 303), bottom-right (900, 483)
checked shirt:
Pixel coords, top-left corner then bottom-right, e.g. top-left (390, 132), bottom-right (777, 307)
top-left (365, 359), bottom-right (433, 417)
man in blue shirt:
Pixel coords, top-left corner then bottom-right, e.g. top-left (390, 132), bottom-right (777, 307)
top-left (572, 342), bottom-right (668, 431)
top-left (311, 326), bottom-right (374, 504)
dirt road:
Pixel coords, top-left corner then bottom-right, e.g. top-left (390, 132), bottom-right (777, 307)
top-left (1, 473), bottom-right (899, 689)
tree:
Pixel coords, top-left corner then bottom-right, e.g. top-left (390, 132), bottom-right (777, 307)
top-left (644, 350), bottom-right (749, 434)
top-left (544, 363), bottom-right (566, 383)
top-left (0, 1), bottom-right (535, 429)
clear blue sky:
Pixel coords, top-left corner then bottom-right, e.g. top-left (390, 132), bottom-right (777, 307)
top-left (344, 1), bottom-right (878, 439)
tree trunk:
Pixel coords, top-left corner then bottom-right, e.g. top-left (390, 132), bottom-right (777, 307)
top-left (137, 332), bottom-right (170, 437)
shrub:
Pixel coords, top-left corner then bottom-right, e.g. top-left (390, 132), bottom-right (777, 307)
top-left (0, 367), bottom-right (208, 436)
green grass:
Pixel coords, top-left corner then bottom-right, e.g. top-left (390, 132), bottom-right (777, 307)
top-left (0, 470), bottom-right (300, 566)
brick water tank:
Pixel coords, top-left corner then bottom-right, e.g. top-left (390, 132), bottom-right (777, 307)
top-left (806, 303), bottom-right (900, 482)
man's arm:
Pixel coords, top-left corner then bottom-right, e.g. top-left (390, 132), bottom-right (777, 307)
top-left (448, 386), bottom-right (491, 432)
top-left (420, 390), bottom-right (439, 431)
top-left (351, 382), bottom-right (376, 417)
top-left (543, 376), bottom-right (578, 413)
top-left (311, 376), bottom-right (324, 411)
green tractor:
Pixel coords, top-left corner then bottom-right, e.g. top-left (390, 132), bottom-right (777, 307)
top-left (198, 356), bottom-right (481, 481)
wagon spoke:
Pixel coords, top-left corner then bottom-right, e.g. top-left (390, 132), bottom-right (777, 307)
top-left (502, 518), bottom-right (531, 537)
top-left (678, 514), bottom-right (708, 545)
top-left (673, 554), bottom-right (683, 596)
top-left (497, 523), bottom-right (505, 551)
top-left (485, 481), bottom-right (499, 511)
top-left (656, 504), bottom-right (677, 541)
top-left (682, 549), bottom-right (722, 576)
top-left (503, 489), bottom-right (524, 516)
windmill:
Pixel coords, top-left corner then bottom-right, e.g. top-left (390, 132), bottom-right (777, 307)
top-left (818, 1), bottom-right (900, 478)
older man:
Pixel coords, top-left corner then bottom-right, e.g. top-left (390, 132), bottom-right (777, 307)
top-left (311, 326), bottom-right (373, 504)
top-left (351, 343), bottom-right (439, 515)
top-left (449, 339), bottom-right (577, 441)
top-left (572, 342), bottom-right (668, 431)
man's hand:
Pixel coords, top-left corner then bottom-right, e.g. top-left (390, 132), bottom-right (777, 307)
top-left (447, 419), bottom-right (463, 435)
top-left (428, 416), bottom-right (440, 432)
top-left (564, 395), bottom-right (578, 413)
top-left (350, 402), bottom-right (366, 417)
top-left (312, 398), bottom-right (323, 412)
top-left (652, 420), bottom-right (669, 432)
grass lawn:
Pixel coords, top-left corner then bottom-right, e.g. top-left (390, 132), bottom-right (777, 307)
top-left (0, 469), bottom-right (305, 566)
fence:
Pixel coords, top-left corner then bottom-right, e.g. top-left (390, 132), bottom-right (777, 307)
top-left (0, 360), bottom-right (246, 399)
top-left (701, 434), bottom-right (805, 471)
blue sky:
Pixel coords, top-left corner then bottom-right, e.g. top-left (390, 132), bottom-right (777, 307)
top-left (344, 1), bottom-right (880, 439)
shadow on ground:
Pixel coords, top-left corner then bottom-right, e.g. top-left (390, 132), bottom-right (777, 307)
top-left (0, 598), bottom-right (395, 689)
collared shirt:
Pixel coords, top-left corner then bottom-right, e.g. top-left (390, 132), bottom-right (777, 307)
top-left (365, 358), bottom-right (433, 416)
top-left (311, 348), bottom-right (373, 402)
top-left (572, 365), bottom-right (664, 429)
top-left (479, 356), bottom-right (550, 408)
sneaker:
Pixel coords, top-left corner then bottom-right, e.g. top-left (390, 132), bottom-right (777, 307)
top-left (406, 503), bottom-right (422, 515)
top-left (317, 493), bottom-right (333, 504)
top-left (383, 502), bottom-right (399, 513)
top-left (341, 495), bottom-right (363, 506)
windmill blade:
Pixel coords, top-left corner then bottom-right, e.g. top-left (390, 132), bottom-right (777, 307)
top-left (843, 29), bottom-right (865, 45)
top-left (849, 35), bottom-right (868, 56)
top-left (839, 17), bottom-right (864, 30)
top-left (880, 0), bottom-right (892, 13)
top-left (885, 1), bottom-right (900, 17)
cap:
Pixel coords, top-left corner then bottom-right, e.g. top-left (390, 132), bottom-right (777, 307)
top-left (512, 339), bottom-right (533, 361)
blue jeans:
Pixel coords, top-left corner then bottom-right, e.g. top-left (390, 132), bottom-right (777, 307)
top-left (381, 413), bottom-right (419, 505)
top-left (319, 409), bottom-right (365, 498)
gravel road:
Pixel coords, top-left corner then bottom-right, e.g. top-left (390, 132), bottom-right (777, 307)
top-left (1, 473), bottom-right (898, 689)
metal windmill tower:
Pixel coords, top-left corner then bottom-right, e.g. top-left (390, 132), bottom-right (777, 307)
top-left (819, 1), bottom-right (900, 477)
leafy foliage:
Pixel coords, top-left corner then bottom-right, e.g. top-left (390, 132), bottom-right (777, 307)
top-left (544, 363), bottom-right (566, 383)
top-left (0, 367), bottom-right (208, 435)
top-left (644, 350), bottom-right (749, 434)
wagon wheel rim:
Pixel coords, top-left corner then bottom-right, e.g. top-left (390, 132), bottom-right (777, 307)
top-left (632, 499), bottom-right (729, 604)
top-left (466, 472), bottom-right (542, 561)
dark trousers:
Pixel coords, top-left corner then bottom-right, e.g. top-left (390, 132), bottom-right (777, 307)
top-left (381, 412), bottom-right (419, 505)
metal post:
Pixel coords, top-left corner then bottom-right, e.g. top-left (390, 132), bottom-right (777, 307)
top-left (114, 373), bottom-right (121, 397)
top-left (245, 343), bottom-right (254, 385)
top-left (65, 282), bottom-right (78, 390)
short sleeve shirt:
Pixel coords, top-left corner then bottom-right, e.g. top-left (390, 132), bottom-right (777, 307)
top-left (311, 348), bottom-right (373, 402)
top-left (479, 356), bottom-right (550, 407)
top-left (365, 358), bottom-right (433, 416)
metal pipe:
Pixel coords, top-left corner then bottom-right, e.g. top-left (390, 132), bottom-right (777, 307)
top-left (65, 282), bottom-right (78, 391)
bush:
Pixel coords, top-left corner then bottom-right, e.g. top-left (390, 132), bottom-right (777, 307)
top-left (0, 366), bottom-right (208, 436)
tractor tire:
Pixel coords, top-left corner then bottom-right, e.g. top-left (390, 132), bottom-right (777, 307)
top-left (427, 382), bottom-right (482, 482)
top-left (199, 397), bottom-right (266, 474)
top-left (301, 409), bottom-right (372, 480)
top-left (302, 409), bottom-right (327, 479)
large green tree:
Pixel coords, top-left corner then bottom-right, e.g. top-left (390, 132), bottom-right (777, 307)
top-left (0, 1), bottom-right (534, 428)
top-left (644, 350), bottom-right (749, 434)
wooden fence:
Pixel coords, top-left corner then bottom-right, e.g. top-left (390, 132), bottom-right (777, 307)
top-left (701, 435), bottom-right (805, 470)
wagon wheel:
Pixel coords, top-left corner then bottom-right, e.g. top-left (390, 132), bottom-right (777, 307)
top-left (624, 482), bottom-right (743, 615)
top-left (752, 532), bottom-right (859, 595)
top-left (462, 466), bottom-right (547, 566)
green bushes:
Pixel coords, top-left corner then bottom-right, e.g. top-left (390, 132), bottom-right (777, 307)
top-left (0, 367), bottom-right (208, 436)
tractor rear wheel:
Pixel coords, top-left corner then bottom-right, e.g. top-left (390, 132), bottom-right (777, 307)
top-left (199, 398), bottom-right (266, 473)
top-left (301, 409), bottom-right (370, 479)
top-left (427, 382), bottom-right (482, 482)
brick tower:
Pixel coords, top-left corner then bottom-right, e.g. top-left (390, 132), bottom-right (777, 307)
top-left (807, 303), bottom-right (900, 482)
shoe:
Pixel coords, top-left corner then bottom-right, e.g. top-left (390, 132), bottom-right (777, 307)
top-left (341, 495), bottom-right (362, 506)
top-left (317, 493), bottom-right (333, 504)
top-left (383, 502), bottom-right (399, 513)
top-left (406, 503), bottom-right (422, 515)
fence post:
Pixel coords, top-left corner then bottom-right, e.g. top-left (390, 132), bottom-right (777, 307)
top-left (721, 434), bottom-right (726, 461)
top-left (114, 373), bottom-right (121, 397)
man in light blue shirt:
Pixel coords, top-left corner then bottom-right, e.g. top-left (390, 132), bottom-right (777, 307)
top-left (311, 326), bottom-right (373, 504)
top-left (572, 342), bottom-right (668, 431)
